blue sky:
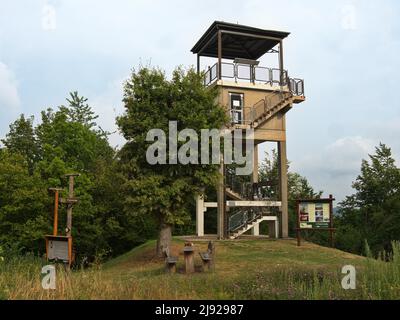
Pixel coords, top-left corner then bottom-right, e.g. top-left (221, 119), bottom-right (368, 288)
top-left (0, 0), bottom-right (399, 202)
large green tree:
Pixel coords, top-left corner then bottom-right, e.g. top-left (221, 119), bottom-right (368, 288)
top-left (0, 92), bottom-right (147, 261)
top-left (1, 115), bottom-right (39, 174)
top-left (0, 151), bottom-right (49, 253)
top-left (117, 67), bottom-right (227, 256)
top-left (336, 143), bottom-right (400, 255)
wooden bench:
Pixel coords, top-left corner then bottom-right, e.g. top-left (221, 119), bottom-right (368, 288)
top-left (162, 247), bottom-right (178, 273)
top-left (199, 241), bottom-right (214, 271)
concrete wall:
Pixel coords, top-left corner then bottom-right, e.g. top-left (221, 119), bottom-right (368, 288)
top-left (216, 81), bottom-right (287, 142)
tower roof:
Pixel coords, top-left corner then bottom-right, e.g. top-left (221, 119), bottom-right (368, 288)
top-left (191, 21), bottom-right (290, 60)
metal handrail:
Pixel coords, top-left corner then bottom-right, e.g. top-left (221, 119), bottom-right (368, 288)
top-left (229, 106), bottom-right (255, 126)
top-left (228, 210), bottom-right (248, 232)
top-left (228, 90), bottom-right (286, 126)
top-left (203, 62), bottom-right (305, 96)
top-left (228, 208), bottom-right (264, 232)
top-left (290, 78), bottom-right (305, 96)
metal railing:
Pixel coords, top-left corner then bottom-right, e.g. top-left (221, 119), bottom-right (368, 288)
top-left (228, 91), bottom-right (293, 126)
top-left (226, 167), bottom-right (252, 199)
top-left (289, 78), bottom-right (305, 96)
top-left (228, 208), bottom-right (263, 232)
top-left (226, 168), bottom-right (279, 201)
top-left (203, 62), bottom-right (305, 97)
top-left (229, 106), bottom-right (255, 126)
top-left (226, 166), bottom-right (280, 233)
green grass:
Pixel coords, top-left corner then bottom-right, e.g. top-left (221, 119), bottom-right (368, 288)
top-left (1, 238), bottom-right (400, 300)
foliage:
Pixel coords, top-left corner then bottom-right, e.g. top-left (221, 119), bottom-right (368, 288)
top-left (1, 115), bottom-right (39, 174)
top-left (336, 143), bottom-right (400, 255)
top-left (0, 92), bottom-right (151, 262)
top-left (117, 66), bottom-right (227, 250)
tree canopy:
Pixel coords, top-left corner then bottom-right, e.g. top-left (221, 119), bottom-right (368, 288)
top-left (117, 66), bottom-right (227, 255)
top-left (0, 92), bottom-right (152, 262)
top-left (336, 144), bottom-right (400, 255)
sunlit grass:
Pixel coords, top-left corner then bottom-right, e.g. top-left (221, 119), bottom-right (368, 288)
top-left (1, 239), bottom-right (400, 300)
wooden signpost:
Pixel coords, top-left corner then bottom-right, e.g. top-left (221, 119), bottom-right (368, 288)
top-left (296, 195), bottom-right (336, 247)
top-left (45, 174), bottom-right (80, 268)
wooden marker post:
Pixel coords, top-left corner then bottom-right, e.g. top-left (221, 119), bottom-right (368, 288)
top-left (296, 200), bottom-right (301, 246)
top-left (45, 174), bottom-right (80, 269)
top-left (329, 194), bottom-right (335, 248)
top-left (49, 188), bottom-right (62, 236)
top-left (184, 242), bottom-right (195, 274)
top-left (65, 174), bottom-right (80, 237)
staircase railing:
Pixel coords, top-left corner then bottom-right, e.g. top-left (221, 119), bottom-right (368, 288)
top-left (289, 78), bottom-right (305, 96)
top-left (252, 94), bottom-right (280, 122)
top-left (226, 167), bottom-right (252, 199)
top-left (228, 208), bottom-right (263, 232)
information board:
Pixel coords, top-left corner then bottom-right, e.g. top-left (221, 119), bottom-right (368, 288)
top-left (298, 202), bottom-right (331, 229)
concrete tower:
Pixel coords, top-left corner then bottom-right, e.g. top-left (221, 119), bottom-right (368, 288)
top-left (192, 21), bottom-right (305, 239)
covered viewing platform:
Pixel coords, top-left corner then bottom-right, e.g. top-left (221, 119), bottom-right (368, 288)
top-left (191, 21), bottom-right (305, 97)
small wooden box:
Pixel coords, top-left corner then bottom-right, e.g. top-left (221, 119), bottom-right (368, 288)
top-left (45, 235), bottom-right (73, 265)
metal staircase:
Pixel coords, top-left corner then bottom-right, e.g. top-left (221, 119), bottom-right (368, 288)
top-left (224, 90), bottom-right (292, 239)
top-left (229, 210), bottom-right (269, 239)
top-left (226, 171), bottom-right (279, 239)
top-left (251, 91), bottom-right (293, 129)
top-left (227, 90), bottom-right (295, 130)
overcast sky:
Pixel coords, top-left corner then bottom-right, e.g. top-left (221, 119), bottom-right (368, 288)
top-left (1, 0), bottom-right (399, 202)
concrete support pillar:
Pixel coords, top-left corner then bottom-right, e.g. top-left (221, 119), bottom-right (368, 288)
top-left (252, 224), bottom-right (260, 236)
top-left (268, 220), bottom-right (279, 239)
top-left (196, 194), bottom-right (205, 237)
top-left (217, 155), bottom-right (226, 240)
top-left (252, 144), bottom-right (259, 185)
top-left (278, 141), bottom-right (289, 238)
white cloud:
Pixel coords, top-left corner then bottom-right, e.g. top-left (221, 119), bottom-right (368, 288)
top-left (90, 77), bottom-right (127, 148)
top-left (0, 62), bottom-right (21, 144)
top-left (291, 136), bottom-right (377, 202)
top-left (0, 62), bottom-right (20, 111)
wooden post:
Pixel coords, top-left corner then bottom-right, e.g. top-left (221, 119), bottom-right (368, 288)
top-left (202, 259), bottom-right (211, 271)
top-left (49, 188), bottom-right (62, 236)
top-left (65, 174), bottom-right (80, 236)
top-left (209, 241), bottom-right (215, 271)
top-left (54, 190), bottom-right (59, 236)
top-left (184, 243), bottom-right (195, 274)
top-left (166, 263), bottom-right (176, 274)
top-left (297, 229), bottom-right (301, 247)
top-left (329, 230), bottom-right (334, 248)
top-left (329, 194), bottom-right (334, 248)
top-left (296, 200), bottom-right (301, 246)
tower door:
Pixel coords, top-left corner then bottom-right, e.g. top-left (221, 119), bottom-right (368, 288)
top-left (230, 93), bottom-right (244, 124)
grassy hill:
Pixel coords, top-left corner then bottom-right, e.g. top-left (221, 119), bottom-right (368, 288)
top-left (1, 238), bottom-right (400, 300)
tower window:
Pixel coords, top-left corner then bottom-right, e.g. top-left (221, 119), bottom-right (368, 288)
top-left (230, 93), bottom-right (244, 124)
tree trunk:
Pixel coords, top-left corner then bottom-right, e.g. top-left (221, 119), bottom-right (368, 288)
top-left (156, 221), bottom-right (172, 258)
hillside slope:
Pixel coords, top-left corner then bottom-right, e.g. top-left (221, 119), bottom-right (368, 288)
top-left (6, 237), bottom-right (396, 300)
top-left (98, 238), bottom-right (366, 299)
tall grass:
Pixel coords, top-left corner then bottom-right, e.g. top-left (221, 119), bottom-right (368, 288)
top-left (233, 241), bottom-right (400, 300)
top-left (1, 242), bottom-right (400, 300)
